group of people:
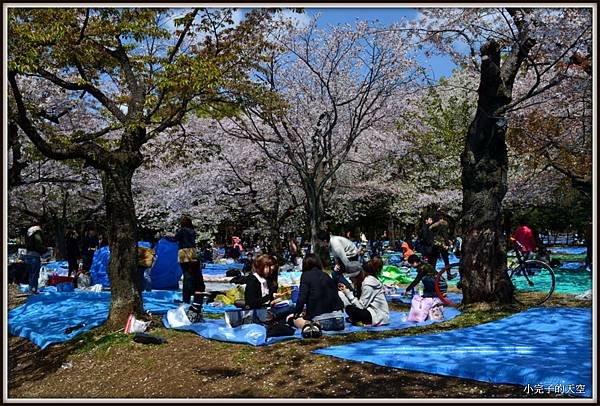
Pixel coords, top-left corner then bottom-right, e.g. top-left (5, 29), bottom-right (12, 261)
top-left (220, 230), bottom-right (391, 339)
top-left (20, 222), bottom-right (102, 294)
top-left (20, 209), bottom-right (556, 338)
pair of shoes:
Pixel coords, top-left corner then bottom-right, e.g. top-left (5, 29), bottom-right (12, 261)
top-left (301, 322), bottom-right (322, 339)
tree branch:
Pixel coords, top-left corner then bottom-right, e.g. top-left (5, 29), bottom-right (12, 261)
top-left (36, 68), bottom-right (128, 122)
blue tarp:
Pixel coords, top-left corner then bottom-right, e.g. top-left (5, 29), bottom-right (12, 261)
top-left (89, 246), bottom-right (111, 288)
top-left (548, 247), bottom-right (587, 255)
top-left (7, 290), bottom-right (235, 349)
top-left (9, 290), bottom-right (179, 349)
top-left (553, 269), bottom-right (592, 295)
top-left (41, 261), bottom-right (69, 272)
top-left (314, 307), bottom-right (592, 398)
top-left (163, 308), bottom-right (461, 346)
top-left (203, 263), bottom-right (245, 276)
top-left (87, 239), bottom-right (185, 290)
top-left (150, 238), bottom-right (182, 290)
top-left (558, 261), bottom-right (587, 270)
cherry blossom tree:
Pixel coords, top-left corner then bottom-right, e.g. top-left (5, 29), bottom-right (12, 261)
top-left (8, 7), bottom-right (281, 327)
top-left (217, 17), bottom-right (421, 247)
top-left (8, 76), bottom-right (105, 255)
top-left (133, 116), bottom-right (305, 257)
top-left (416, 7), bottom-right (592, 304)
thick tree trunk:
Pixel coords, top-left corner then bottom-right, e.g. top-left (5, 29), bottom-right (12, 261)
top-left (101, 165), bottom-right (143, 329)
top-left (53, 220), bottom-right (66, 261)
top-left (460, 40), bottom-right (515, 305)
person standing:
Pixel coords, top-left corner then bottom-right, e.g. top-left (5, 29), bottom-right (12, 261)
top-left (24, 222), bottom-right (45, 294)
top-left (81, 226), bottom-right (99, 273)
top-left (429, 212), bottom-right (452, 279)
top-left (403, 254), bottom-right (438, 298)
top-left (315, 230), bottom-right (363, 292)
top-left (64, 225), bottom-right (81, 287)
top-left (171, 215), bottom-right (205, 323)
top-left (288, 235), bottom-right (299, 265)
top-left (419, 216), bottom-right (434, 260)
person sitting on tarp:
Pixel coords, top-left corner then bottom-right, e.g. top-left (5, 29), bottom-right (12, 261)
top-left (338, 256), bottom-right (390, 326)
top-left (243, 254), bottom-right (290, 319)
top-left (201, 244), bottom-right (213, 263)
top-left (315, 230), bottom-right (363, 293)
top-left (286, 253), bottom-right (345, 338)
top-left (242, 252), bottom-right (254, 275)
top-left (403, 254), bottom-right (437, 298)
top-left (137, 244), bottom-right (155, 293)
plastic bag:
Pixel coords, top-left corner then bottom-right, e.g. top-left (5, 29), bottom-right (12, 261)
top-left (166, 305), bottom-right (191, 328)
top-left (124, 314), bottom-right (151, 334)
top-left (407, 295), bottom-right (435, 322)
top-left (89, 284), bottom-right (103, 292)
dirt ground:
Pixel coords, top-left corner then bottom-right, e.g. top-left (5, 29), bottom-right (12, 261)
top-left (7, 283), bottom-right (591, 400)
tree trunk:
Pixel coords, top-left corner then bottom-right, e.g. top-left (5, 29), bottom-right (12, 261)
top-left (306, 185), bottom-right (330, 269)
top-left (53, 219), bottom-right (66, 261)
top-left (101, 165), bottom-right (143, 329)
top-left (459, 40), bottom-right (515, 305)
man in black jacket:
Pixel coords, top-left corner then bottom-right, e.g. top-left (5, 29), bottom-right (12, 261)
top-left (24, 222), bottom-right (46, 294)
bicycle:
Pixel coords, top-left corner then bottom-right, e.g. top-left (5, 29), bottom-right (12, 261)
top-left (433, 240), bottom-right (556, 307)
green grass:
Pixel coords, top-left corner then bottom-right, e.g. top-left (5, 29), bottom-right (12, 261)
top-left (74, 329), bottom-right (132, 355)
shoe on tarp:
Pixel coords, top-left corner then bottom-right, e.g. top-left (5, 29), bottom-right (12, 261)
top-left (301, 322), bottom-right (322, 339)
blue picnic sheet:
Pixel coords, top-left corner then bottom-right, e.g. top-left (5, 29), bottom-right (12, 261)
top-left (8, 290), bottom-right (233, 349)
top-left (314, 307), bottom-right (592, 398)
top-left (203, 262), bottom-right (245, 276)
top-left (548, 247), bottom-right (587, 255)
top-left (162, 308), bottom-right (461, 346)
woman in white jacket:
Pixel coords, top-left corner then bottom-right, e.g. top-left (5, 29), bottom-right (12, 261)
top-left (338, 256), bottom-right (390, 326)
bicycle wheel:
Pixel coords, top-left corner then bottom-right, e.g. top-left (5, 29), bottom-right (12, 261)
top-left (434, 263), bottom-right (461, 306)
top-left (510, 259), bottom-right (556, 306)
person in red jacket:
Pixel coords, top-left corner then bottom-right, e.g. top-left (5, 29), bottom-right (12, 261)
top-left (511, 219), bottom-right (537, 260)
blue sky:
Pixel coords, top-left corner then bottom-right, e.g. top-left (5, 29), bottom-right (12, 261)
top-left (305, 7), bottom-right (457, 80)
top-left (168, 7), bottom-right (458, 80)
